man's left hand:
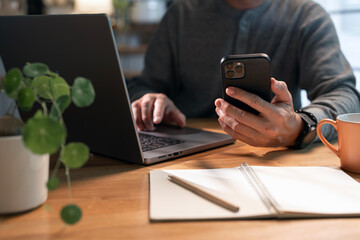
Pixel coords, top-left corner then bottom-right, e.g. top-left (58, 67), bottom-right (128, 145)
top-left (215, 78), bottom-right (304, 147)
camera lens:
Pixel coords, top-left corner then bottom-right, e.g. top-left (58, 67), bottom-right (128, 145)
top-left (226, 63), bottom-right (234, 69)
top-left (235, 65), bottom-right (244, 74)
top-left (225, 70), bottom-right (235, 78)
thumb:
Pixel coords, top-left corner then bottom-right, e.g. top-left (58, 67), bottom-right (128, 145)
top-left (172, 109), bottom-right (186, 127)
top-left (164, 105), bottom-right (186, 127)
top-left (271, 78), bottom-right (293, 104)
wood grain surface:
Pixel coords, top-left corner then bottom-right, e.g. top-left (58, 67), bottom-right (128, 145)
top-left (1, 119), bottom-right (359, 240)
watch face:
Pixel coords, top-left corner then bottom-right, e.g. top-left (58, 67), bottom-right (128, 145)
top-left (302, 127), bottom-right (317, 146)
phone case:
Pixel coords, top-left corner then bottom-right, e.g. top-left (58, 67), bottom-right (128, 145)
top-left (220, 53), bottom-right (271, 114)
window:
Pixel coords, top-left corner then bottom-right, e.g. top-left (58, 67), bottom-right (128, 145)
top-left (302, 0), bottom-right (360, 107)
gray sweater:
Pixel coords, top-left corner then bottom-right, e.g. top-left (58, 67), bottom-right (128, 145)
top-left (127, 0), bottom-right (360, 139)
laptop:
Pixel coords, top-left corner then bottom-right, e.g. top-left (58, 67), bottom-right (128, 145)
top-left (0, 14), bottom-right (235, 164)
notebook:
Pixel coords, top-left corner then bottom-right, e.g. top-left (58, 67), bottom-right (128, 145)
top-left (150, 163), bottom-right (360, 221)
top-left (0, 14), bottom-right (234, 165)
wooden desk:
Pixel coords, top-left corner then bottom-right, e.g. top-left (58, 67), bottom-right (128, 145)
top-left (1, 119), bottom-right (360, 240)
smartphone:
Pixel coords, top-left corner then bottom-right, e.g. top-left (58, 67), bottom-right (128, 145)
top-left (220, 53), bottom-right (271, 114)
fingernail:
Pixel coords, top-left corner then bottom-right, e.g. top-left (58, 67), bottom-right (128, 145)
top-left (153, 116), bottom-right (161, 123)
top-left (227, 88), bottom-right (235, 95)
top-left (215, 100), bottom-right (221, 108)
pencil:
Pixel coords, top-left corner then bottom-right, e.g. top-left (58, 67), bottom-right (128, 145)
top-left (168, 175), bottom-right (240, 213)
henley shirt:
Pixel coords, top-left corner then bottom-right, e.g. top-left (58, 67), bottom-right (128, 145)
top-left (127, 0), bottom-right (360, 140)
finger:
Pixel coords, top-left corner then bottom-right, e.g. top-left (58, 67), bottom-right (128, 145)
top-left (218, 118), bottom-right (258, 146)
top-left (226, 87), bottom-right (275, 117)
top-left (216, 107), bottom-right (262, 140)
top-left (215, 98), bottom-right (265, 131)
top-left (141, 96), bottom-right (156, 130)
top-left (163, 103), bottom-right (186, 127)
top-left (153, 96), bottom-right (166, 124)
top-left (171, 107), bottom-right (186, 127)
top-left (131, 101), bottom-right (145, 131)
top-left (270, 78), bottom-right (293, 104)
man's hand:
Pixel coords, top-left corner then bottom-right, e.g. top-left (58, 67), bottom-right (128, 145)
top-left (131, 93), bottom-right (186, 131)
top-left (215, 78), bottom-right (304, 147)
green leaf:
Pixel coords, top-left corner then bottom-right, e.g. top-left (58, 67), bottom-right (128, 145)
top-left (50, 77), bottom-right (70, 100)
top-left (4, 68), bottom-right (22, 99)
top-left (47, 176), bottom-right (60, 191)
top-left (47, 71), bottom-right (59, 77)
top-left (72, 77), bottom-right (95, 107)
top-left (60, 204), bottom-right (82, 225)
top-left (32, 75), bottom-right (52, 99)
top-left (17, 87), bottom-right (36, 111)
top-left (33, 109), bottom-right (43, 119)
top-left (49, 95), bottom-right (71, 121)
top-left (23, 78), bottom-right (32, 87)
top-left (22, 116), bottom-right (67, 154)
top-left (61, 142), bottom-right (89, 169)
top-left (23, 63), bottom-right (49, 78)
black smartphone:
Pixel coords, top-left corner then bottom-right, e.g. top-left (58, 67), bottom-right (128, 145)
top-left (220, 53), bottom-right (271, 114)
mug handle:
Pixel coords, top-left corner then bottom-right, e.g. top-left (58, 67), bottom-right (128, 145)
top-left (316, 119), bottom-right (340, 157)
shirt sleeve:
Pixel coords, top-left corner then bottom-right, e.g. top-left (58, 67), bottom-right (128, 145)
top-left (296, 2), bottom-right (360, 140)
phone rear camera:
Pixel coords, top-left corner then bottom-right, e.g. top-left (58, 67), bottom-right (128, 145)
top-left (235, 65), bottom-right (244, 74)
top-left (226, 63), bottom-right (234, 69)
top-left (225, 70), bottom-right (235, 78)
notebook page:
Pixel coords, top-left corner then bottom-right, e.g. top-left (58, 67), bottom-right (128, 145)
top-left (149, 168), bottom-right (271, 220)
top-left (253, 166), bottom-right (360, 215)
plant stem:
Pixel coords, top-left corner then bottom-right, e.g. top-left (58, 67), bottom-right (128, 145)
top-left (51, 156), bottom-right (62, 179)
top-left (65, 166), bottom-right (72, 203)
top-left (50, 98), bottom-right (64, 124)
top-left (41, 101), bottom-right (48, 116)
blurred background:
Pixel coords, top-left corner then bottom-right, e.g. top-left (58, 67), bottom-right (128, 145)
top-left (303, 0), bottom-right (360, 106)
top-left (0, 0), bottom-right (359, 107)
top-left (0, 0), bottom-right (173, 81)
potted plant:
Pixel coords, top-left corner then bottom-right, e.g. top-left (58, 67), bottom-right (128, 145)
top-left (0, 63), bottom-right (95, 225)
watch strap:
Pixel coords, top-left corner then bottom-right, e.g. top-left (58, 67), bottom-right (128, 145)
top-left (290, 110), bottom-right (317, 149)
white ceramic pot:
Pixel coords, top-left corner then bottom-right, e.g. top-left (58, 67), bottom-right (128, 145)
top-left (0, 135), bottom-right (49, 214)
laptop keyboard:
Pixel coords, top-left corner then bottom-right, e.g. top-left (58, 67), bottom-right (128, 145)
top-left (139, 133), bottom-right (185, 152)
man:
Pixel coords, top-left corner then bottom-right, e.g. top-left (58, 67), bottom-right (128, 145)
top-left (127, 0), bottom-right (360, 148)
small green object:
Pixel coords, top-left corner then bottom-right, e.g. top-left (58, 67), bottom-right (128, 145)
top-left (44, 204), bottom-right (53, 211)
top-left (4, 68), bottom-right (22, 99)
top-left (49, 95), bottom-right (71, 121)
top-left (32, 75), bottom-right (52, 99)
top-left (61, 204), bottom-right (82, 225)
top-left (23, 116), bottom-right (67, 154)
top-left (22, 78), bottom-right (32, 87)
top-left (113, 0), bottom-right (130, 10)
top-left (23, 63), bottom-right (49, 78)
top-left (61, 142), bottom-right (89, 169)
top-left (50, 77), bottom-right (70, 100)
top-left (72, 77), bottom-right (95, 107)
top-left (33, 109), bottom-right (43, 119)
top-left (47, 71), bottom-right (59, 77)
top-left (47, 176), bottom-right (60, 191)
top-left (17, 87), bottom-right (36, 111)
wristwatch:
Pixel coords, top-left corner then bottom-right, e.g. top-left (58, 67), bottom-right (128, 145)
top-left (291, 110), bottom-right (318, 149)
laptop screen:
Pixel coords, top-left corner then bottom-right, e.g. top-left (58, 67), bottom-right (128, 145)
top-left (0, 14), bottom-right (145, 163)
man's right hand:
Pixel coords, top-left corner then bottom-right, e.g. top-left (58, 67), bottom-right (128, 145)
top-left (131, 93), bottom-right (186, 131)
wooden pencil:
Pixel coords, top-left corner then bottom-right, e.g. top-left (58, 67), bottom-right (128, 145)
top-left (168, 175), bottom-right (240, 213)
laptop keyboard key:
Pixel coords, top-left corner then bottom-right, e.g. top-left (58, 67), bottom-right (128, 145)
top-left (139, 133), bottom-right (185, 152)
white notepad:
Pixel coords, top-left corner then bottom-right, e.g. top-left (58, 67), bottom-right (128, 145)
top-left (149, 163), bottom-right (360, 221)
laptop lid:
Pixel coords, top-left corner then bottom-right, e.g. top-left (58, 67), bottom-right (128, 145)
top-left (0, 14), bottom-right (234, 165)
